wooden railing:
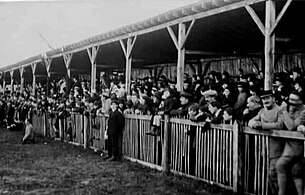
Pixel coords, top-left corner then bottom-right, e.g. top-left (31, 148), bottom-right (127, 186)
top-left (31, 112), bottom-right (305, 194)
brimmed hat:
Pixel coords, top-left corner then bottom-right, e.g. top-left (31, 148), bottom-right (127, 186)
top-left (260, 90), bottom-right (273, 98)
top-left (289, 91), bottom-right (304, 105)
top-left (237, 82), bottom-right (246, 87)
top-left (180, 92), bottom-right (192, 99)
top-left (111, 99), bottom-right (119, 105)
top-left (202, 89), bottom-right (217, 97)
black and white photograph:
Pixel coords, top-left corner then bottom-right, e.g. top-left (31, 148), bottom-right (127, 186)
top-left (1, 0), bottom-right (305, 194)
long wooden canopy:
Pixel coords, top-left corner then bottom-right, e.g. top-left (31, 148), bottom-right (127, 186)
top-left (1, 0), bottom-right (305, 92)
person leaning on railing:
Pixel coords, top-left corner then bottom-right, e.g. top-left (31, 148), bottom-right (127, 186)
top-left (248, 89), bottom-right (284, 195)
top-left (276, 91), bottom-right (305, 195)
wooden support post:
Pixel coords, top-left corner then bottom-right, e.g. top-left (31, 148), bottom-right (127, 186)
top-left (87, 46), bottom-right (99, 93)
top-left (162, 114), bottom-right (170, 175)
top-left (63, 53), bottom-right (73, 78)
top-left (83, 115), bottom-right (88, 149)
top-left (167, 20), bottom-right (195, 91)
top-left (2, 79), bottom-right (6, 92)
top-left (31, 63), bottom-right (37, 96)
top-left (43, 113), bottom-right (47, 137)
top-left (264, 0), bottom-right (275, 90)
top-left (32, 75), bottom-right (36, 96)
top-left (91, 64), bottom-right (97, 93)
top-left (197, 61), bottom-right (202, 75)
top-left (59, 119), bottom-right (64, 141)
top-left (10, 70), bottom-right (14, 93)
top-left (44, 58), bottom-right (52, 77)
top-left (19, 67), bottom-right (25, 93)
top-left (44, 58), bottom-right (52, 96)
top-left (232, 121), bottom-right (243, 193)
top-left (119, 36), bottom-right (137, 95)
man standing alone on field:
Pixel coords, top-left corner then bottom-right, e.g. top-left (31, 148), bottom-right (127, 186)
top-left (248, 90), bottom-right (284, 195)
top-left (104, 99), bottom-right (125, 161)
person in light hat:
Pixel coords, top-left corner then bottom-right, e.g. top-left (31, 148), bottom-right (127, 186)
top-left (249, 89), bottom-right (284, 195)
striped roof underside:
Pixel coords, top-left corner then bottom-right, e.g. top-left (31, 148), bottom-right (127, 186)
top-left (0, 0), bottom-right (263, 72)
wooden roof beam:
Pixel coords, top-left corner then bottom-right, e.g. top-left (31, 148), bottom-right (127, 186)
top-left (245, 5), bottom-right (265, 36)
top-left (31, 62), bottom-right (37, 75)
top-left (270, 0), bottom-right (292, 36)
top-left (167, 26), bottom-right (179, 50)
top-left (63, 53), bottom-right (73, 69)
top-left (19, 67), bottom-right (24, 77)
top-left (40, 0), bottom-right (265, 59)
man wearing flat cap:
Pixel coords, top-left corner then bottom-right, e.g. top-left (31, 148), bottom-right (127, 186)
top-left (248, 89), bottom-right (284, 195)
top-left (276, 91), bottom-right (305, 195)
top-left (170, 92), bottom-right (193, 117)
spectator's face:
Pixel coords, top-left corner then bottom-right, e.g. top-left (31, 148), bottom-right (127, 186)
top-left (250, 90), bottom-right (256, 96)
top-left (205, 96), bottom-right (215, 103)
top-left (262, 96), bottom-right (274, 109)
top-left (131, 95), bottom-right (138, 104)
top-left (223, 88), bottom-right (230, 97)
top-left (110, 103), bottom-right (118, 111)
top-left (188, 109), bottom-right (196, 117)
top-left (294, 83), bottom-right (301, 91)
top-left (275, 81), bottom-right (282, 87)
top-left (152, 96), bottom-right (158, 103)
top-left (222, 83), bottom-right (228, 89)
top-left (292, 72), bottom-right (299, 80)
top-left (223, 111), bottom-right (232, 121)
top-left (162, 91), bottom-right (170, 100)
top-left (183, 83), bottom-right (189, 90)
top-left (180, 96), bottom-right (188, 105)
top-left (247, 99), bottom-right (257, 111)
top-left (169, 84), bottom-right (175, 90)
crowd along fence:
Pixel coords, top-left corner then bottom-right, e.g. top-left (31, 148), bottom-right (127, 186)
top-left (31, 112), bottom-right (305, 195)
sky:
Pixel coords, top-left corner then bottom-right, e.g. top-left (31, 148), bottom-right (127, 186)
top-left (0, 0), bottom-right (200, 68)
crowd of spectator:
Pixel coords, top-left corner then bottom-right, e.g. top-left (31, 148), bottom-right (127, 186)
top-left (0, 67), bottom-right (304, 132)
top-left (2, 66), bottom-right (305, 194)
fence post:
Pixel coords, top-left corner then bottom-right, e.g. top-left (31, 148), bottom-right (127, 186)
top-left (43, 112), bottom-right (47, 137)
top-left (233, 120), bottom-right (244, 193)
top-left (59, 119), bottom-right (64, 141)
top-left (83, 114), bottom-right (88, 149)
top-left (162, 114), bottom-right (170, 175)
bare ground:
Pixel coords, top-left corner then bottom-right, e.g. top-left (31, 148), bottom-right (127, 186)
top-left (0, 129), bottom-right (232, 195)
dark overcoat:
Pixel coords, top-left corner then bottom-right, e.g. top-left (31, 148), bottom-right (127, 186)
top-left (107, 109), bottom-right (125, 137)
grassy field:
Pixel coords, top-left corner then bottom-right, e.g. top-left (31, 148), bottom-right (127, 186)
top-left (0, 129), bottom-right (231, 195)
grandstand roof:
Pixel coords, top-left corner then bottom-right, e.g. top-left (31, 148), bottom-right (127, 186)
top-left (1, 0), bottom-right (305, 78)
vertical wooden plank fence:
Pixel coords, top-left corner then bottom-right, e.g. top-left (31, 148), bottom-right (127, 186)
top-left (31, 112), bottom-right (305, 195)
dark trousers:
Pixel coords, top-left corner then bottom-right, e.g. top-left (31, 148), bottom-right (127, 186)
top-left (108, 135), bottom-right (121, 160)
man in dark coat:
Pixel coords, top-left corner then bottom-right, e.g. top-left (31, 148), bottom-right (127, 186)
top-left (170, 91), bottom-right (193, 117)
top-left (104, 99), bottom-right (125, 161)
